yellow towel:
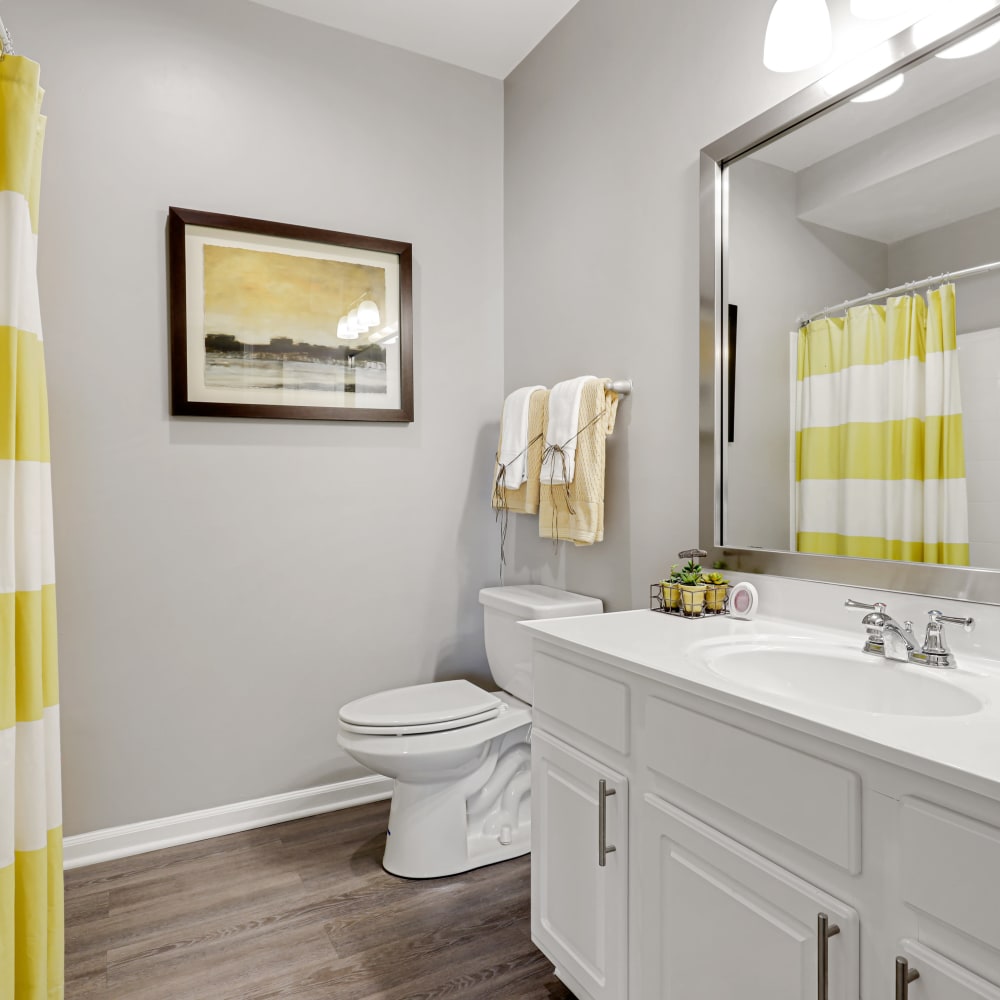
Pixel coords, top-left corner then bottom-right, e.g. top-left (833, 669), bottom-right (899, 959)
top-left (492, 388), bottom-right (548, 515)
top-left (539, 380), bottom-right (619, 545)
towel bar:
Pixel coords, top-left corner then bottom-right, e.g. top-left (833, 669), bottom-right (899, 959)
top-left (604, 379), bottom-right (632, 395)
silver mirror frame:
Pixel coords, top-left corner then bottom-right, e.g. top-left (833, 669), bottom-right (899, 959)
top-left (699, 2), bottom-right (1000, 606)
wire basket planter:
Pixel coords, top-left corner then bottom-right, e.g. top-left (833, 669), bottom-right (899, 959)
top-left (650, 581), bottom-right (731, 620)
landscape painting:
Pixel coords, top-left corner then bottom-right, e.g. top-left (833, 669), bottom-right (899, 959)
top-left (168, 208), bottom-right (413, 422)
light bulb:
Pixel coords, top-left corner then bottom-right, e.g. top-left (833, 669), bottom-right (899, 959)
top-left (938, 20), bottom-right (1000, 57)
top-left (763, 0), bottom-right (833, 72)
top-left (851, 72), bottom-right (904, 101)
top-left (912, 1), bottom-right (994, 50)
top-left (822, 42), bottom-right (895, 96)
top-left (357, 299), bottom-right (381, 328)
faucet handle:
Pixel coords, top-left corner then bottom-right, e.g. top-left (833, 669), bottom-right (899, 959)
top-left (927, 609), bottom-right (975, 633)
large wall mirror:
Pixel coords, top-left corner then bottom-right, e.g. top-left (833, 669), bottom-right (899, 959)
top-left (700, 2), bottom-right (1000, 604)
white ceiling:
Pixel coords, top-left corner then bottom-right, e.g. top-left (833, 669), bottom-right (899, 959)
top-left (248, 0), bottom-right (582, 79)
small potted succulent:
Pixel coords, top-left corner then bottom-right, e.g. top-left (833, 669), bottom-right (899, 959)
top-left (701, 570), bottom-right (729, 612)
top-left (678, 559), bottom-right (707, 616)
top-left (659, 564), bottom-right (682, 610)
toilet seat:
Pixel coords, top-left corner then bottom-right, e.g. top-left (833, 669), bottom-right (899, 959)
top-left (338, 679), bottom-right (503, 736)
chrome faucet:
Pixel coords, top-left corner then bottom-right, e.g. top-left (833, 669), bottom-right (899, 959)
top-left (844, 599), bottom-right (915, 662)
top-left (845, 599), bottom-right (975, 669)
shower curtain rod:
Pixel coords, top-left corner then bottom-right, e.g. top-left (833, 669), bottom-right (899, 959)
top-left (0, 12), bottom-right (13, 55)
top-left (799, 258), bottom-right (1000, 327)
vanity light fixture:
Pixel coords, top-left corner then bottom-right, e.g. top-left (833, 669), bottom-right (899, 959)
top-left (911, 0), bottom-right (1000, 56)
top-left (936, 19), bottom-right (1000, 56)
top-left (763, 0), bottom-right (833, 71)
top-left (822, 41), bottom-right (896, 95)
top-left (851, 71), bottom-right (905, 100)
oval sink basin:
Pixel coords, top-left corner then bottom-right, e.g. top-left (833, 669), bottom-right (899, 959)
top-left (689, 637), bottom-right (984, 717)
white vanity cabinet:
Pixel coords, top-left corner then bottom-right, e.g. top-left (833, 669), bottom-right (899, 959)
top-left (525, 614), bottom-right (1000, 1000)
top-left (530, 647), bottom-right (631, 1000)
top-left (639, 794), bottom-right (859, 1000)
top-left (531, 731), bottom-right (628, 1000)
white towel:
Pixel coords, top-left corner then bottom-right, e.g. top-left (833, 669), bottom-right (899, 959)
top-left (541, 375), bottom-right (598, 485)
top-left (498, 385), bottom-right (546, 488)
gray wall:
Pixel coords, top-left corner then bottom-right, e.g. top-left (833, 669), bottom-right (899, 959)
top-left (503, 0), bottom-right (848, 608)
top-left (11, 0), bottom-right (503, 835)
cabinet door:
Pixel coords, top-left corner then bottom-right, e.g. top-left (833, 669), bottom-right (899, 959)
top-left (531, 729), bottom-right (628, 1000)
top-left (640, 794), bottom-right (860, 1000)
top-left (897, 941), bottom-right (1000, 999)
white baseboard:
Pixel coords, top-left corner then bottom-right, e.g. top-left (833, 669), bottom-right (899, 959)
top-left (63, 774), bottom-right (393, 870)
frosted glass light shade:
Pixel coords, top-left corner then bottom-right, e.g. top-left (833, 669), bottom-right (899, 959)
top-left (938, 20), bottom-right (1000, 58)
top-left (851, 72), bottom-right (904, 101)
top-left (357, 299), bottom-right (380, 328)
top-left (763, 0), bottom-right (833, 72)
top-left (850, 0), bottom-right (910, 18)
top-left (912, 1), bottom-right (995, 51)
top-left (338, 315), bottom-right (359, 340)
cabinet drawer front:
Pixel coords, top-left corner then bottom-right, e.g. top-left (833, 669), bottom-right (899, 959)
top-left (645, 698), bottom-right (861, 872)
top-left (901, 798), bottom-right (1000, 951)
top-left (899, 940), bottom-right (1000, 999)
top-left (534, 650), bottom-right (629, 755)
top-left (640, 794), bottom-right (860, 1000)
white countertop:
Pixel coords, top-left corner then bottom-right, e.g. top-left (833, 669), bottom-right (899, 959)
top-left (522, 607), bottom-right (1000, 803)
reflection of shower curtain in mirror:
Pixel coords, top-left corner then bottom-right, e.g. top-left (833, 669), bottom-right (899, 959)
top-left (1, 55), bottom-right (64, 998)
top-left (795, 284), bottom-right (970, 565)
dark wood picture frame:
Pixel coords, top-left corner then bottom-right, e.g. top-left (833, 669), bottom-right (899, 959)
top-left (168, 207), bottom-right (413, 422)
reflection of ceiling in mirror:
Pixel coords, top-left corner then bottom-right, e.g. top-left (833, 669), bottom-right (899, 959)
top-left (745, 44), bottom-right (1000, 243)
top-left (751, 44), bottom-right (1000, 172)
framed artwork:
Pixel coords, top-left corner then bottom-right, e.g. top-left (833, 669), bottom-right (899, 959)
top-left (167, 207), bottom-right (413, 422)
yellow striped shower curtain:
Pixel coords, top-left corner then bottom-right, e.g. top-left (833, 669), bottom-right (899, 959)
top-left (1, 57), bottom-right (64, 999)
top-left (796, 285), bottom-right (969, 566)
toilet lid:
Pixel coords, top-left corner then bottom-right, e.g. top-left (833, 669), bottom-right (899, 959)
top-left (338, 679), bottom-right (503, 735)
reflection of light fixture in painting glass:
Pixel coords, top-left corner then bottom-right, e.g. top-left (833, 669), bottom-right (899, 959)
top-left (337, 316), bottom-right (359, 341)
top-left (357, 299), bottom-right (381, 328)
top-left (347, 309), bottom-right (362, 335)
top-left (763, 0), bottom-right (833, 72)
top-left (850, 0), bottom-right (911, 18)
top-left (938, 20), bottom-right (1000, 57)
top-left (851, 72), bottom-right (904, 101)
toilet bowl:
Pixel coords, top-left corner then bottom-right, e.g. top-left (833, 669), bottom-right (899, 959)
top-left (336, 585), bottom-right (603, 878)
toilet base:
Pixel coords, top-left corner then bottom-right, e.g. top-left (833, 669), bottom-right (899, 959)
top-left (383, 824), bottom-right (530, 879)
top-left (380, 726), bottom-right (532, 878)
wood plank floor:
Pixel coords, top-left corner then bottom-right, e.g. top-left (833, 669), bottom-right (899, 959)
top-left (65, 799), bottom-right (576, 999)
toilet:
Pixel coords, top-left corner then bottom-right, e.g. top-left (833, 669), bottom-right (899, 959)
top-left (337, 584), bottom-right (603, 878)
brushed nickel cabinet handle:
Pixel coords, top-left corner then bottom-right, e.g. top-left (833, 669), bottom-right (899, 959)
top-left (598, 779), bottom-right (616, 867)
top-left (817, 912), bottom-right (840, 1000)
top-left (895, 957), bottom-right (919, 1000)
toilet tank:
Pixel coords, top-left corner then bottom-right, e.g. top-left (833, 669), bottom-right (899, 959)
top-left (479, 585), bottom-right (603, 704)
